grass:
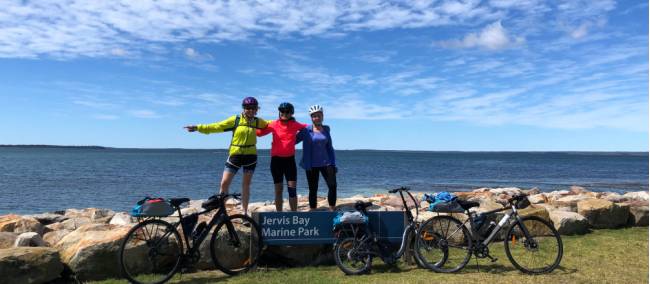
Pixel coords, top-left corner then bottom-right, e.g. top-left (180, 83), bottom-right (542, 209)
top-left (93, 227), bottom-right (648, 284)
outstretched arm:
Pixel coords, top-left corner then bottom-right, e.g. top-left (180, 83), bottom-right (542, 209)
top-left (188, 116), bottom-right (236, 134)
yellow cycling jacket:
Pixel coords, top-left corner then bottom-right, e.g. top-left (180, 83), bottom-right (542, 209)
top-left (197, 115), bottom-right (268, 155)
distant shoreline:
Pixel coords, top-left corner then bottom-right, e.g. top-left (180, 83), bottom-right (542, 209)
top-left (0, 144), bottom-right (646, 154)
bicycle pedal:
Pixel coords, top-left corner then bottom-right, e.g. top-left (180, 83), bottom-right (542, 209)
top-left (488, 256), bottom-right (498, 263)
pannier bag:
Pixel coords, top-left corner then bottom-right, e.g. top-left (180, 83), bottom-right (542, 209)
top-left (423, 192), bottom-right (464, 213)
top-left (131, 197), bottom-right (175, 217)
top-left (333, 211), bottom-right (368, 227)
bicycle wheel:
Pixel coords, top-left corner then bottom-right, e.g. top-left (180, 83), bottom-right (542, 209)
top-left (504, 216), bottom-right (563, 274)
top-left (119, 219), bottom-right (183, 284)
top-left (210, 214), bottom-right (262, 275)
top-left (416, 215), bottom-right (471, 273)
top-left (333, 236), bottom-right (372, 275)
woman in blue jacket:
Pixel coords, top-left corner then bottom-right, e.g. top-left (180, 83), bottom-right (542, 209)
top-left (296, 105), bottom-right (337, 211)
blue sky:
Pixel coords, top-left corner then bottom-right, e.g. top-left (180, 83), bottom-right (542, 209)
top-left (0, 0), bottom-right (647, 151)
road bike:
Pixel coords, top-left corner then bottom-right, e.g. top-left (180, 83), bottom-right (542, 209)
top-left (417, 193), bottom-right (563, 274)
top-left (332, 187), bottom-right (438, 275)
top-left (118, 193), bottom-right (262, 284)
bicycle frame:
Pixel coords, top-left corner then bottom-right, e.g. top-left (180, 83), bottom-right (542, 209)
top-left (449, 202), bottom-right (533, 248)
top-left (161, 197), bottom-right (243, 258)
top-left (337, 188), bottom-right (422, 261)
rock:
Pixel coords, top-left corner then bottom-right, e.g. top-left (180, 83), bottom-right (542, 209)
top-left (109, 212), bottom-right (136, 226)
top-left (545, 190), bottom-right (571, 203)
top-left (551, 195), bottom-right (595, 210)
top-left (569, 186), bottom-right (589, 195)
top-left (253, 204), bottom-right (279, 213)
top-left (14, 232), bottom-right (47, 247)
top-left (45, 222), bottom-right (65, 232)
top-left (604, 193), bottom-right (627, 203)
top-left (61, 217), bottom-right (91, 231)
top-left (548, 211), bottom-right (590, 235)
top-left (0, 232), bottom-right (18, 249)
top-left (54, 223), bottom-right (131, 281)
top-left (0, 247), bottom-right (64, 284)
top-left (528, 194), bottom-right (547, 204)
top-left (577, 199), bottom-right (630, 229)
top-left (623, 191), bottom-right (649, 201)
top-left (489, 187), bottom-right (522, 197)
top-left (627, 206), bottom-right (649, 227)
top-left (43, 230), bottom-right (72, 247)
top-left (525, 187), bottom-right (541, 195)
top-left (0, 215), bottom-right (44, 235)
top-left (536, 203), bottom-right (572, 213)
top-left (26, 212), bottom-right (68, 225)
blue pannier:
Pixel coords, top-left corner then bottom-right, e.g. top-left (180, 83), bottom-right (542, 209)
top-left (131, 197), bottom-right (175, 217)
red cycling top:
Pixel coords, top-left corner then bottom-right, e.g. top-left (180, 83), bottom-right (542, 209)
top-left (256, 119), bottom-right (307, 157)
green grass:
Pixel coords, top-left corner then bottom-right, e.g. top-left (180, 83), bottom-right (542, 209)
top-left (93, 227), bottom-right (648, 284)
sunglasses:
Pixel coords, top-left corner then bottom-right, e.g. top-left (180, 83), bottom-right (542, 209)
top-left (280, 111), bottom-right (293, 115)
top-left (244, 106), bottom-right (258, 110)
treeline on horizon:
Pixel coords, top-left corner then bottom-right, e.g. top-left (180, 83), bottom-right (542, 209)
top-left (0, 145), bottom-right (645, 154)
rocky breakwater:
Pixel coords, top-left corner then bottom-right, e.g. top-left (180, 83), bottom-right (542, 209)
top-left (0, 187), bottom-right (648, 283)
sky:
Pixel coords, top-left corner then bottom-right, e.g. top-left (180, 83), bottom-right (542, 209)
top-left (0, 0), bottom-right (647, 151)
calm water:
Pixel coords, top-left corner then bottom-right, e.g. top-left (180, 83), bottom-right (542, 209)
top-left (0, 148), bottom-right (647, 214)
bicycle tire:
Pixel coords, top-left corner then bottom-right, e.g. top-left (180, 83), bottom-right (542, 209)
top-left (119, 219), bottom-right (183, 284)
top-left (504, 215), bottom-right (563, 274)
top-left (416, 215), bottom-right (471, 273)
top-left (209, 214), bottom-right (262, 275)
top-left (333, 236), bottom-right (372, 275)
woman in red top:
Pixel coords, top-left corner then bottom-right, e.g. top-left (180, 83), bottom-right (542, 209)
top-left (256, 102), bottom-right (307, 211)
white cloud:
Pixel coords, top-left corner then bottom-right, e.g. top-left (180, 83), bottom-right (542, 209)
top-left (435, 21), bottom-right (524, 50)
top-left (129, 109), bottom-right (161, 118)
top-left (0, 0), bottom-right (517, 58)
top-left (93, 114), bottom-right (119, 120)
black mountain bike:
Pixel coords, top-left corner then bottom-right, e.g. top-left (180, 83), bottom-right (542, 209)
top-left (118, 193), bottom-right (262, 284)
top-left (332, 187), bottom-right (437, 275)
top-left (418, 193), bottom-right (563, 274)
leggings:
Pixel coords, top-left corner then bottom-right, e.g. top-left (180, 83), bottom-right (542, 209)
top-left (306, 165), bottom-right (337, 208)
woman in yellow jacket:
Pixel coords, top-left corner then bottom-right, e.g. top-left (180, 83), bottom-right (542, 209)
top-left (184, 97), bottom-right (268, 215)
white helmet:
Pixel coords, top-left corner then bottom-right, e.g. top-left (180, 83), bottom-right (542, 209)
top-left (308, 104), bottom-right (323, 114)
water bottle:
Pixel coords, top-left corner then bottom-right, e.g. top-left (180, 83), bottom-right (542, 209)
top-left (482, 221), bottom-right (497, 238)
top-left (192, 221), bottom-right (207, 243)
top-left (472, 213), bottom-right (486, 231)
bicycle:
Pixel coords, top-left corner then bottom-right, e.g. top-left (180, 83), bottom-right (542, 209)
top-left (118, 193), bottom-right (263, 284)
top-left (417, 193), bottom-right (563, 274)
top-left (332, 187), bottom-right (438, 275)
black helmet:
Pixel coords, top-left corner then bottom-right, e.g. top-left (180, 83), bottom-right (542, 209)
top-left (278, 102), bottom-right (294, 114)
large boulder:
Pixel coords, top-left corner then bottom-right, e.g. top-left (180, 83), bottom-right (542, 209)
top-left (577, 199), bottom-right (630, 229)
top-left (61, 217), bottom-right (91, 231)
top-left (551, 195), bottom-right (595, 211)
top-left (54, 223), bottom-right (131, 281)
top-left (43, 229), bottom-right (72, 247)
top-left (627, 206), bottom-right (649, 227)
top-left (109, 212), bottom-right (136, 226)
top-left (0, 215), bottom-right (44, 235)
top-left (0, 247), bottom-right (64, 284)
top-left (623, 191), bottom-right (649, 201)
top-left (528, 194), bottom-right (547, 204)
top-left (26, 212), bottom-right (68, 225)
top-left (0, 233), bottom-right (17, 249)
top-left (14, 232), bottom-right (47, 247)
top-left (548, 211), bottom-right (590, 235)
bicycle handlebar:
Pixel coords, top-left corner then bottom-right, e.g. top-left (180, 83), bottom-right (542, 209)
top-left (388, 187), bottom-right (410, 193)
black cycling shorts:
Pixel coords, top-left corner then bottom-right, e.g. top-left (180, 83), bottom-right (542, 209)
top-left (225, 154), bottom-right (257, 173)
top-left (270, 156), bottom-right (297, 184)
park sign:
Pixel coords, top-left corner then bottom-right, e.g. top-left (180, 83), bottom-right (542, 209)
top-left (253, 211), bottom-right (406, 245)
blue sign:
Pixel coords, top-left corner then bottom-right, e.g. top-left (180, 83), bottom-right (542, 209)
top-left (254, 211), bottom-right (405, 245)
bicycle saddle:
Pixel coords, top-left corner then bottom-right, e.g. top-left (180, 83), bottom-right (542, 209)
top-left (457, 199), bottom-right (480, 210)
top-left (354, 201), bottom-right (373, 211)
top-left (169, 198), bottom-right (190, 207)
